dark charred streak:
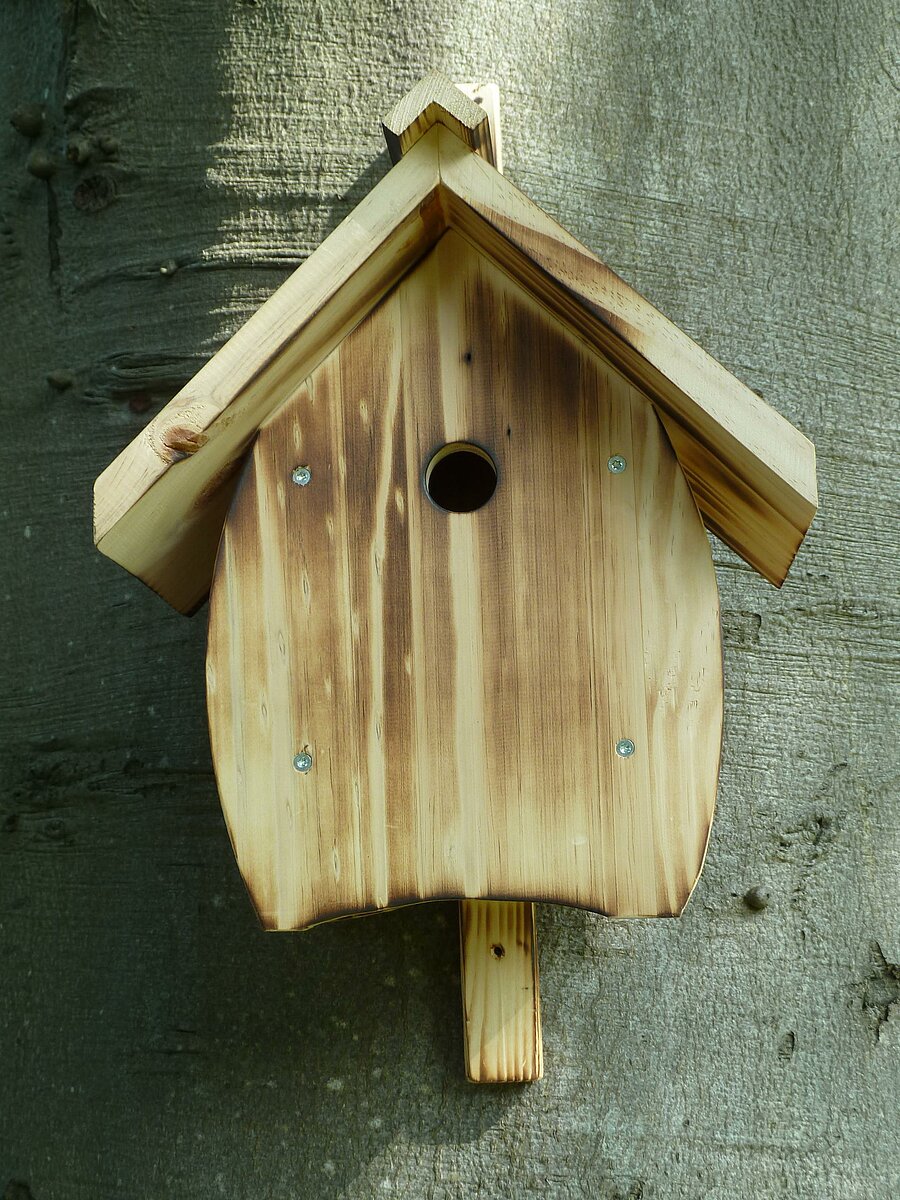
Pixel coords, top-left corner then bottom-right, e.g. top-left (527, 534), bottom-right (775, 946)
top-left (482, 207), bottom-right (634, 338)
top-left (460, 207), bottom-right (811, 581)
top-left (215, 233), bottom-right (721, 936)
top-left (472, 121), bottom-right (492, 159)
top-left (205, 459), bottom-right (260, 605)
top-left (418, 185), bottom-right (448, 243)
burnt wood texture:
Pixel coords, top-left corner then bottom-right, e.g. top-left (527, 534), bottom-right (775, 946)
top-left (93, 84), bottom-right (817, 613)
top-left (206, 230), bottom-right (723, 929)
top-left (5, 7), bottom-right (897, 1197)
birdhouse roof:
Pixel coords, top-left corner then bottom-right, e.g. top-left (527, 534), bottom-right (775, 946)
top-left (94, 73), bottom-right (817, 614)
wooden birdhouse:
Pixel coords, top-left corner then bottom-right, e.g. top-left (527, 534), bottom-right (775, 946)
top-left (93, 74), bottom-right (817, 1083)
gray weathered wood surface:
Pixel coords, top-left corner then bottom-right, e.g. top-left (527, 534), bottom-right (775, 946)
top-left (2, 2), bottom-right (897, 1198)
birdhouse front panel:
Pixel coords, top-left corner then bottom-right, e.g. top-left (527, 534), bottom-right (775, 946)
top-left (205, 230), bottom-right (723, 931)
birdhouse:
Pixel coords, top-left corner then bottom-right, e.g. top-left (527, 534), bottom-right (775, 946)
top-left (93, 74), bottom-right (817, 1083)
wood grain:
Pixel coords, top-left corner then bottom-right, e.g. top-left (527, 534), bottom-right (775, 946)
top-left (9, 8), bottom-right (895, 1195)
top-left (455, 81), bottom-right (504, 173)
top-left (435, 126), bottom-right (818, 586)
top-left (93, 127), bottom-right (444, 614)
top-left (206, 229), bottom-right (723, 930)
top-left (382, 70), bottom-right (496, 166)
top-left (94, 108), bottom-right (815, 612)
top-left (460, 900), bottom-right (542, 1082)
top-left (447, 79), bottom-right (534, 1085)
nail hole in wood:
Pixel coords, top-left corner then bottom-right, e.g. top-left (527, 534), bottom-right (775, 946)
top-left (424, 442), bottom-right (497, 513)
top-left (491, 943), bottom-right (505, 959)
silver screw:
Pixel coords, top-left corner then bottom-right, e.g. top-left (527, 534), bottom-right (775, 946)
top-left (615, 738), bottom-right (635, 758)
top-left (607, 455), bottom-right (627, 474)
top-left (291, 465), bottom-right (312, 487)
top-left (292, 751), bottom-right (313, 773)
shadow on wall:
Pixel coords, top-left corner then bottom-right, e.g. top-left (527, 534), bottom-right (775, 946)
top-left (102, 10), bottom-right (529, 1193)
top-left (183, 899), bottom-right (526, 1192)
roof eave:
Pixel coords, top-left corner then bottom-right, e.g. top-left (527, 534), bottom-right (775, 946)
top-left (93, 128), bottom-right (446, 613)
top-left (434, 125), bottom-right (817, 587)
top-left (93, 117), bottom-right (817, 613)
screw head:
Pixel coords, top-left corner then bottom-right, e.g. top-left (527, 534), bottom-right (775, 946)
top-left (291, 465), bottom-right (312, 487)
top-left (615, 738), bottom-right (635, 758)
top-left (607, 455), bottom-right (627, 474)
top-left (292, 751), bottom-right (313, 773)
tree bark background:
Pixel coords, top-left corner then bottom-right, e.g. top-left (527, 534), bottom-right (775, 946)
top-left (1, 2), bottom-right (897, 1197)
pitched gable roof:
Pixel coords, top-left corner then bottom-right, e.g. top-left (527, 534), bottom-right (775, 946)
top-left (94, 84), bottom-right (816, 614)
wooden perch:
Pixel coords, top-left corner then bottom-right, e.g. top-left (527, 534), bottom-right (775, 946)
top-left (460, 900), bottom-right (542, 1083)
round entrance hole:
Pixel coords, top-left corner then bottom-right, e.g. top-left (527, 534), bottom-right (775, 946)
top-left (424, 442), bottom-right (498, 513)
